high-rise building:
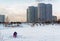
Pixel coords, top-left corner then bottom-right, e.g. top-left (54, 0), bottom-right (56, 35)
top-left (46, 4), bottom-right (52, 22)
top-left (27, 3), bottom-right (53, 23)
top-left (38, 3), bottom-right (46, 22)
top-left (38, 3), bottom-right (52, 22)
top-left (27, 6), bottom-right (38, 23)
top-left (52, 16), bottom-right (57, 22)
top-left (0, 15), bottom-right (5, 22)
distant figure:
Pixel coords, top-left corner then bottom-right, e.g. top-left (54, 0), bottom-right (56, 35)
top-left (13, 32), bottom-right (17, 38)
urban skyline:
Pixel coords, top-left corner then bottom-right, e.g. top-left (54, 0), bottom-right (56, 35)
top-left (0, 0), bottom-right (60, 22)
top-left (27, 3), bottom-right (57, 23)
top-left (0, 3), bottom-right (58, 22)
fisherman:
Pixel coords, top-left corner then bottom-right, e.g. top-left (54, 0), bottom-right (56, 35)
top-left (13, 32), bottom-right (17, 38)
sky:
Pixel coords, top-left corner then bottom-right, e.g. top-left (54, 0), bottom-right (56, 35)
top-left (0, 0), bottom-right (60, 22)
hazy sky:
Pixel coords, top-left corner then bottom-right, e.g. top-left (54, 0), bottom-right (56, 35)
top-left (0, 0), bottom-right (60, 21)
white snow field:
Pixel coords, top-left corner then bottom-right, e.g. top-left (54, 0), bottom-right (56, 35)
top-left (0, 24), bottom-right (60, 41)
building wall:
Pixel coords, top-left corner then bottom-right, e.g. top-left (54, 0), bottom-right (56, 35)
top-left (0, 15), bottom-right (5, 22)
top-left (52, 16), bottom-right (57, 21)
top-left (27, 8), bottom-right (29, 22)
top-left (38, 3), bottom-right (46, 22)
top-left (27, 6), bottom-right (38, 23)
top-left (46, 4), bottom-right (52, 22)
top-left (38, 3), bottom-right (52, 22)
top-left (34, 7), bottom-right (38, 22)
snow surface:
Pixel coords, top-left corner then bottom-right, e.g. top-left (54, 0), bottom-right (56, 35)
top-left (0, 24), bottom-right (60, 41)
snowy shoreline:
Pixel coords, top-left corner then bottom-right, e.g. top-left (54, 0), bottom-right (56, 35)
top-left (0, 24), bottom-right (60, 41)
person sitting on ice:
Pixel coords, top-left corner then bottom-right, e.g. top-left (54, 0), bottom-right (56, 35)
top-left (13, 32), bottom-right (17, 38)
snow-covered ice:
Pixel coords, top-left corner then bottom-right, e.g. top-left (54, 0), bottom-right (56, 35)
top-left (0, 24), bottom-right (60, 41)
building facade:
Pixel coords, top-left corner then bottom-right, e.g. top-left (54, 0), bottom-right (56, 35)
top-left (38, 3), bottom-right (52, 22)
top-left (27, 6), bottom-right (38, 23)
top-left (38, 3), bottom-right (46, 22)
top-left (0, 15), bottom-right (5, 22)
top-left (52, 16), bottom-right (57, 22)
top-left (46, 4), bottom-right (52, 22)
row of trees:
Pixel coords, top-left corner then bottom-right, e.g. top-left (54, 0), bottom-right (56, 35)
top-left (0, 20), bottom-right (60, 24)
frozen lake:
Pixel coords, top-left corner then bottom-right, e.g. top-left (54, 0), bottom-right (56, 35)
top-left (0, 24), bottom-right (60, 41)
